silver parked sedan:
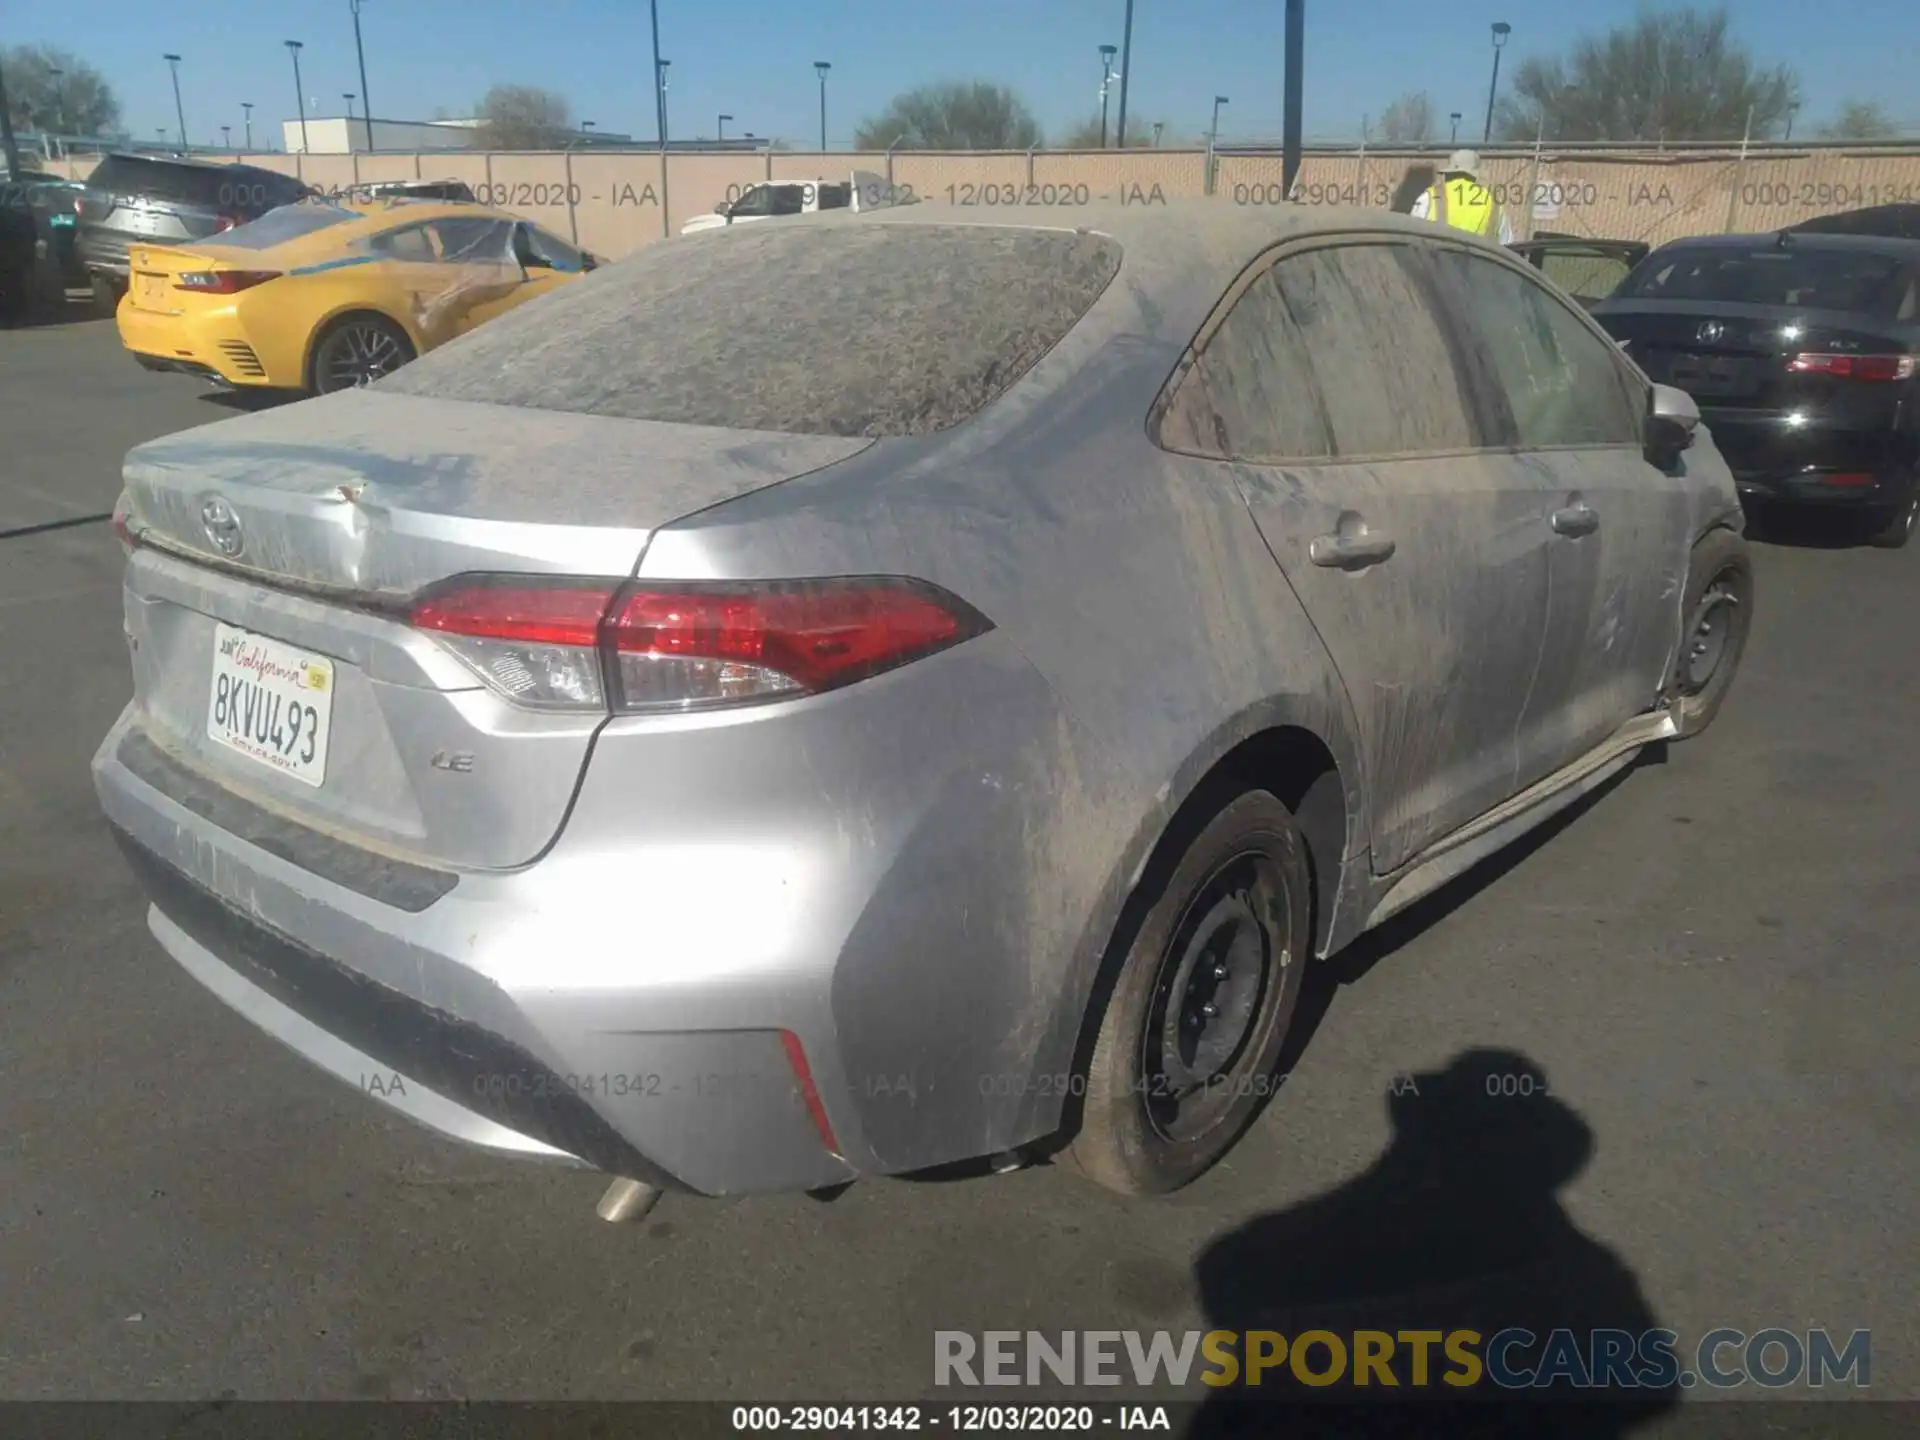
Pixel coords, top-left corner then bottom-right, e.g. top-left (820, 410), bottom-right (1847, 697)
top-left (93, 202), bottom-right (1751, 1210)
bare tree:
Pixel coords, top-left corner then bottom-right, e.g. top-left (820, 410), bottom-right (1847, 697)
top-left (1494, 6), bottom-right (1798, 143)
top-left (472, 83), bottom-right (573, 150)
top-left (1, 44), bottom-right (121, 135)
top-left (1378, 91), bottom-right (1435, 145)
top-left (1818, 100), bottom-right (1900, 141)
top-left (854, 81), bottom-right (1042, 150)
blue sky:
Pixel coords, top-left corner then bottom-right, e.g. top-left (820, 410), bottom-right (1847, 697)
top-left (13, 0), bottom-right (1919, 148)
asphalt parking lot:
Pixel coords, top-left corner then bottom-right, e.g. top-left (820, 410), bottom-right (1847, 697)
top-left (1, 315), bottom-right (1915, 1414)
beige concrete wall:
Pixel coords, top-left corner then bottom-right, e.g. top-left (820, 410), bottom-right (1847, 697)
top-left (49, 147), bottom-right (1920, 258)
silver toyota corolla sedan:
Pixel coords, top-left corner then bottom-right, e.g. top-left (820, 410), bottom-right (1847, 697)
top-left (93, 202), bottom-right (1751, 1212)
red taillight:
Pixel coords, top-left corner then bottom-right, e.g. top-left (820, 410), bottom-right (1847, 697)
top-left (606, 579), bottom-right (983, 702)
top-left (173, 269), bottom-right (281, 294)
top-left (1819, 472), bottom-right (1878, 486)
top-left (411, 579), bottom-right (617, 648)
top-left (406, 574), bottom-right (989, 713)
top-left (1786, 352), bottom-right (1916, 382)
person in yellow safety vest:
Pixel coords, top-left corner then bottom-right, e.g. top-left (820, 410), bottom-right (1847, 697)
top-left (1409, 149), bottom-right (1515, 244)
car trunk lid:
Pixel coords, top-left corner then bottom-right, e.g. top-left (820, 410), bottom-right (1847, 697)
top-left (116, 391), bottom-right (871, 871)
top-left (1598, 302), bottom-right (1909, 411)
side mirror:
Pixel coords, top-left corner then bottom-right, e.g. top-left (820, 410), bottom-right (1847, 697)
top-left (1645, 382), bottom-right (1698, 468)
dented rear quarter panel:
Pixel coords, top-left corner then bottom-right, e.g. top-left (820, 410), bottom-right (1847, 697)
top-left (631, 210), bottom-right (1371, 1167)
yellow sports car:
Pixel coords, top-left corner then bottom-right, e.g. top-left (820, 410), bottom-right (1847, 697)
top-left (115, 199), bottom-right (598, 394)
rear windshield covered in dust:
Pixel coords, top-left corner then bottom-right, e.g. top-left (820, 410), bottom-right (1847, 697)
top-left (380, 223), bottom-right (1123, 436)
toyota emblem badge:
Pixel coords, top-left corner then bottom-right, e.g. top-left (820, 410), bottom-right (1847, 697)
top-left (1696, 320), bottom-right (1726, 344)
top-left (200, 495), bottom-right (245, 558)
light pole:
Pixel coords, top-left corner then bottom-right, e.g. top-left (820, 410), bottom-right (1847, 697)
top-left (814, 61), bottom-right (831, 150)
top-left (1098, 45), bottom-right (1118, 148)
top-left (47, 66), bottom-right (65, 135)
top-left (349, 0), bottom-right (375, 152)
top-left (1784, 102), bottom-right (1801, 142)
top-left (1282, 0), bottom-right (1304, 194)
top-left (221, 124), bottom-right (231, 149)
top-left (1449, 111), bottom-right (1462, 143)
top-left (1483, 21), bottom-right (1511, 144)
top-left (1207, 96), bottom-right (1227, 192)
top-left (344, 92), bottom-right (356, 129)
top-left (242, 102), bottom-right (254, 150)
top-left (648, 0), bottom-right (666, 153)
top-left (658, 60), bottom-right (671, 147)
top-left (718, 113), bottom-right (732, 141)
top-left (1115, 0), bottom-right (1137, 147)
top-left (163, 54), bottom-right (187, 150)
top-left (285, 41), bottom-right (309, 154)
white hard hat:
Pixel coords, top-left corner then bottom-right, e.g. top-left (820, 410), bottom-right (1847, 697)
top-left (1446, 148), bottom-right (1482, 178)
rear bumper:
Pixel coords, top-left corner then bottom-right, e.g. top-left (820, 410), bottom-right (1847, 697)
top-left (1701, 410), bottom-right (1915, 509)
top-left (116, 297), bottom-right (284, 388)
top-left (92, 611), bottom-right (1109, 1195)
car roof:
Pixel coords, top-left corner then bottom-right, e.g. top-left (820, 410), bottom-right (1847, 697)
top-left (783, 198), bottom-right (1505, 344)
top-left (1653, 229), bottom-right (1920, 257)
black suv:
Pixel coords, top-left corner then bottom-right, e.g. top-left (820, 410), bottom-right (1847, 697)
top-left (77, 153), bottom-right (313, 314)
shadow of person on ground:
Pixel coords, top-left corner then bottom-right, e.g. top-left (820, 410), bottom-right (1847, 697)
top-left (1188, 1049), bottom-right (1678, 1437)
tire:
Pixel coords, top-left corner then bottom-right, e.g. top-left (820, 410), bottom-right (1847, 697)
top-left (309, 314), bottom-right (416, 395)
top-left (1664, 527), bottom-right (1753, 739)
top-left (1067, 789), bottom-right (1311, 1196)
top-left (89, 272), bottom-right (121, 318)
top-left (1866, 485), bottom-right (1918, 550)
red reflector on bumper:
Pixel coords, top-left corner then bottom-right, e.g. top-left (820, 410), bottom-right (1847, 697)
top-left (1820, 473), bottom-right (1877, 486)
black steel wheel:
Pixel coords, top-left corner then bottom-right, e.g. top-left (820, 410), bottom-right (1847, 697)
top-left (1666, 527), bottom-right (1754, 738)
top-left (1068, 789), bottom-right (1310, 1196)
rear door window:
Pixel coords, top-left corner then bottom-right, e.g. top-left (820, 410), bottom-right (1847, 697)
top-left (1157, 267), bottom-right (1333, 460)
top-left (381, 223), bottom-right (1121, 436)
top-left (1432, 250), bottom-right (1644, 448)
top-left (1158, 240), bottom-right (1483, 462)
top-left (1273, 243), bottom-right (1479, 457)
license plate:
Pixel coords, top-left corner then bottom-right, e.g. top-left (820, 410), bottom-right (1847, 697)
top-left (206, 624), bottom-right (335, 787)
top-left (135, 272), bottom-right (167, 305)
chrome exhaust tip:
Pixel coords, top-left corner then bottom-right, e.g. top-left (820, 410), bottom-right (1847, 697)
top-left (596, 1176), bottom-right (663, 1224)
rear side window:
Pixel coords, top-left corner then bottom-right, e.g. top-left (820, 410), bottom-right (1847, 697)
top-left (431, 218), bottom-right (514, 263)
top-left (1433, 251), bottom-right (1643, 447)
top-left (382, 223), bottom-right (1121, 436)
top-left (1618, 244), bottom-right (1908, 314)
top-left (1159, 242), bottom-right (1477, 461)
top-left (368, 222), bottom-right (438, 262)
top-left (1158, 268), bottom-right (1332, 460)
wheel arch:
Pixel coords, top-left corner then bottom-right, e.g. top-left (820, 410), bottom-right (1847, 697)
top-left (1034, 707), bottom-right (1367, 1155)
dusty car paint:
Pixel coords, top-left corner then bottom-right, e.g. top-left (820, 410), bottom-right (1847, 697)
top-left (95, 203), bottom-right (1743, 1191)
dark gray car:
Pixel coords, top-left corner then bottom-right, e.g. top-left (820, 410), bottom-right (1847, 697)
top-left (77, 152), bottom-right (313, 313)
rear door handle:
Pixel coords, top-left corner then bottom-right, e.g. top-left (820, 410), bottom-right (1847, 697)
top-left (1550, 503), bottom-right (1599, 537)
top-left (1308, 532), bottom-right (1396, 569)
